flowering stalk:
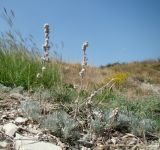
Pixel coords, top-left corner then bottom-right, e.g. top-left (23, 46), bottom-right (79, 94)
top-left (37, 23), bottom-right (50, 79)
top-left (74, 41), bottom-right (89, 119)
top-left (42, 23), bottom-right (50, 63)
top-left (79, 41), bottom-right (88, 81)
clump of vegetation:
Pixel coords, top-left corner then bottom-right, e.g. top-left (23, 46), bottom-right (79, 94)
top-left (0, 47), bottom-right (61, 89)
top-left (41, 110), bottom-right (80, 141)
top-left (21, 100), bottom-right (41, 121)
top-left (51, 83), bottom-right (77, 103)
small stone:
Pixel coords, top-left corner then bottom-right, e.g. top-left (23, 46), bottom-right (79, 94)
top-left (128, 137), bottom-right (137, 145)
top-left (14, 133), bottom-right (62, 150)
top-left (17, 108), bottom-right (23, 113)
top-left (110, 138), bottom-right (117, 144)
top-left (0, 141), bottom-right (9, 148)
top-left (3, 123), bottom-right (18, 137)
top-left (81, 147), bottom-right (91, 150)
top-left (28, 127), bottom-right (40, 134)
top-left (1, 114), bottom-right (8, 120)
top-left (15, 117), bottom-right (28, 124)
top-left (8, 113), bottom-right (15, 119)
top-left (28, 124), bottom-right (33, 128)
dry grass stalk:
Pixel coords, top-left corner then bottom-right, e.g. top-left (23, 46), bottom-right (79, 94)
top-left (36, 24), bottom-right (50, 109)
top-left (74, 41), bottom-right (89, 119)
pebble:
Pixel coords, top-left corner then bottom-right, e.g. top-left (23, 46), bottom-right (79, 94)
top-left (2, 123), bottom-right (18, 137)
top-left (14, 133), bottom-right (62, 150)
top-left (0, 141), bottom-right (9, 148)
top-left (15, 117), bottom-right (28, 124)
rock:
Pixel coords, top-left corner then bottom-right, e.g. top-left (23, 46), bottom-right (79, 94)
top-left (110, 138), bottom-right (118, 144)
top-left (10, 93), bottom-right (24, 100)
top-left (0, 141), bottom-right (9, 148)
top-left (15, 117), bottom-right (28, 124)
top-left (3, 123), bottom-right (18, 137)
top-left (1, 114), bottom-right (8, 120)
top-left (81, 147), bottom-right (91, 150)
top-left (14, 133), bottom-right (62, 150)
top-left (28, 127), bottom-right (41, 134)
top-left (128, 137), bottom-right (137, 145)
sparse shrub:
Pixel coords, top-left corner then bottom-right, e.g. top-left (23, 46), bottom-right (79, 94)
top-left (51, 84), bottom-right (77, 102)
top-left (90, 117), bottom-right (106, 135)
top-left (0, 83), bottom-right (11, 92)
top-left (101, 72), bottom-right (129, 87)
top-left (99, 93), bottom-right (160, 132)
top-left (41, 110), bottom-right (80, 140)
top-left (140, 119), bottom-right (156, 133)
top-left (131, 118), bottom-right (156, 137)
top-left (21, 100), bottom-right (41, 121)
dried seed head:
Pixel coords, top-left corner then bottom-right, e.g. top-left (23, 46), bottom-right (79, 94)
top-left (36, 73), bottom-right (41, 79)
top-left (44, 23), bottom-right (49, 30)
top-left (45, 39), bottom-right (49, 43)
top-left (44, 33), bottom-right (49, 38)
top-left (79, 71), bottom-right (84, 78)
top-left (82, 41), bottom-right (89, 51)
top-left (41, 57), bottom-right (45, 61)
top-left (79, 68), bottom-right (86, 78)
top-left (42, 66), bottom-right (46, 71)
top-left (84, 41), bottom-right (88, 47)
top-left (45, 57), bottom-right (49, 62)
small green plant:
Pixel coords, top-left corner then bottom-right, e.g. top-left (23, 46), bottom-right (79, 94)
top-left (51, 84), bottom-right (77, 103)
top-left (0, 19), bottom-right (61, 89)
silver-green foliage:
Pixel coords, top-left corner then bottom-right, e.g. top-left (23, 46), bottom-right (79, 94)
top-left (131, 118), bottom-right (156, 136)
top-left (0, 83), bottom-right (11, 92)
top-left (90, 107), bottom-right (157, 137)
top-left (21, 100), bottom-right (41, 121)
top-left (41, 110), bottom-right (80, 140)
